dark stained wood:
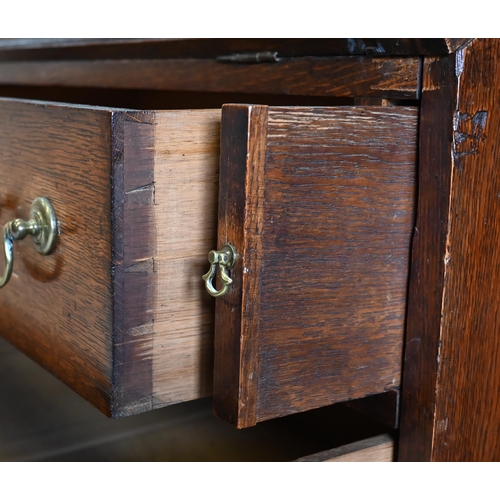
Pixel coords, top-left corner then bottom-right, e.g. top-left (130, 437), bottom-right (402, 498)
top-left (400, 38), bottom-right (500, 462)
top-left (398, 56), bottom-right (458, 461)
top-left (431, 38), bottom-right (500, 461)
top-left (111, 112), bottom-right (156, 416)
top-left (0, 57), bottom-right (421, 99)
top-left (0, 38), bottom-right (471, 61)
top-left (213, 104), bottom-right (267, 427)
top-left (214, 105), bottom-right (418, 428)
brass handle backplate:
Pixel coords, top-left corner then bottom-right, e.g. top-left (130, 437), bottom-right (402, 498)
top-left (202, 243), bottom-right (238, 298)
top-left (0, 197), bottom-right (58, 288)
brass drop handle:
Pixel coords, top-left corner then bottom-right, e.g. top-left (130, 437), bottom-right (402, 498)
top-left (0, 197), bottom-right (58, 288)
top-left (202, 243), bottom-right (238, 298)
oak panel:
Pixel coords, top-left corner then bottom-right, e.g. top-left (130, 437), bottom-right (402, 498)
top-left (432, 38), bottom-right (500, 461)
top-left (0, 98), bottom-right (114, 414)
top-left (214, 105), bottom-right (418, 427)
top-left (0, 57), bottom-right (420, 99)
top-left (0, 99), bottom-right (220, 417)
top-left (152, 110), bottom-right (220, 408)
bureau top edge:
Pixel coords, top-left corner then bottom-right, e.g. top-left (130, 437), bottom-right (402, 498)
top-left (0, 38), bottom-right (472, 61)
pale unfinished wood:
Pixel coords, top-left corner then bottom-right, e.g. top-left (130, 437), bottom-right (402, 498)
top-left (296, 434), bottom-right (394, 462)
top-left (152, 110), bottom-right (220, 406)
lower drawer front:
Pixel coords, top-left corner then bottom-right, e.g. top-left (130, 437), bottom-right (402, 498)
top-left (0, 98), bottom-right (220, 417)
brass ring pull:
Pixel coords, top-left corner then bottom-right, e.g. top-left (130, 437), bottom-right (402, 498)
top-left (202, 243), bottom-right (238, 298)
top-left (0, 197), bottom-right (58, 289)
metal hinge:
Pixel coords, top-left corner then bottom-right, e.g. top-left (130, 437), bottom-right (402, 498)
top-left (216, 51), bottom-right (280, 63)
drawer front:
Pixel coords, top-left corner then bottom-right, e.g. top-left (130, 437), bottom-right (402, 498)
top-left (212, 105), bottom-right (418, 427)
top-left (0, 98), bottom-right (220, 416)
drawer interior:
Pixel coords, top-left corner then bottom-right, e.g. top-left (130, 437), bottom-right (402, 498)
top-left (0, 85), bottom-right (359, 109)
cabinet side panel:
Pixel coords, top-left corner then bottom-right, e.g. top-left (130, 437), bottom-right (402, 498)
top-left (256, 107), bottom-right (418, 422)
top-left (0, 99), bottom-right (114, 414)
top-left (432, 38), bottom-right (500, 461)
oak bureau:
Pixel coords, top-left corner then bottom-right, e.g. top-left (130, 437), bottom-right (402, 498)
top-left (0, 38), bottom-right (498, 461)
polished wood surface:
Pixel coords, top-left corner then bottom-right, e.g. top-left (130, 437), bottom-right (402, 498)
top-left (0, 57), bottom-right (421, 99)
top-left (214, 105), bottom-right (418, 428)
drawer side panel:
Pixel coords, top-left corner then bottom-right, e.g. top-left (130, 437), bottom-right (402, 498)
top-left (0, 99), bottom-right (114, 414)
top-left (112, 109), bottom-right (221, 415)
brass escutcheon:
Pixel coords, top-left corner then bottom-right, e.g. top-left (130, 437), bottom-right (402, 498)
top-left (0, 197), bottom-right (58, 288)
top-left (202, 243), bottom-right (238, 298)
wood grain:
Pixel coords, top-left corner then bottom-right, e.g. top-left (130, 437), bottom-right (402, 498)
top-left (0, 98), bottom-right (114, 414)
top-left (111, 111), bottom-right (156, 416)
top-left (0, 57), bottom-right (421, 99)
top-left (103, 108), bottom-right (222, 416)
top-left (399, 38), bottom-right (500, 462)
top-left (0, 99), bottom-right (221, 417)
top-left (296, 434), bottom-right (394, 462)
top-left (151, 110), bottom-right (220, 409)
top-left (398, 56), bottom-right (458, 461)
top-left (213, 105), bottom-right (267, 427)
top-left (431, 38), bottom-right (500, 461)
top-left (214, 105), bottom-right (418, 428)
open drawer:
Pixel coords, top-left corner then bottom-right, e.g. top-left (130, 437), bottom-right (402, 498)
top-left (0, 98), bottom-right (417, 420)
top-left (0, 99), bottom-right (220, 417)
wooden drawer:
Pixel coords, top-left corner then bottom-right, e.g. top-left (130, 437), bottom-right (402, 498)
top-left (213, 104), bottom-right (417, 427)
top-left (0, 97), bottom-right (417, 421)
top-left (0, 98), bottom-right (221, 417)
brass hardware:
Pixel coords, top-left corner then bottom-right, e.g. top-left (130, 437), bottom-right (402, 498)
top-left (216, 51), bottom-right (279, 63)
top-left (202, 243), bottom-right (238, 298)
top-left (0, 197), bottom-right (58, 288)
